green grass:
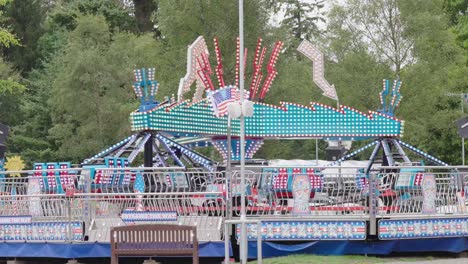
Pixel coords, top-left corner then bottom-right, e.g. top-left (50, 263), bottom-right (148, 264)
top-left (240, 254), bottom-right (435, 264)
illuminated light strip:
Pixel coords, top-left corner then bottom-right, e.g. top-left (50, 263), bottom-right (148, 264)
top-left (133, 68), bottom-right (159, 109)
top-left (298, 40), bottom-right (338, 101)
top-left (134, 69), bottom-right (142, 82)
top-left (379, 79), bottom-right (389, 107)
top-left (114, 136), bottom-right (138, 157)
top-left (398, 140), bottom-right (448, 166)
top-left (259, 41), bottom-right (283, 100)
top-left (150, 80), bottom-right (159, 97)
top-left (165, 100), bottom-right (190, 112)
top-left (212, 140), bottom-right (228, 160)
top-left (156, 134), bottom-right (214, 171)
top-left (156, 135), bottom-right (185, 168)
top-left (249, 40), bottom-right (268, 101)
top-left (327, 140), bottom-right (380, 167)
top-left (212, 139), bottom-right (264, 160)
top-left (132, 84), bottom-right (143, 97)
top-left (254, 47), bottom-right (267, 99)
top-left (83, 135), bottom-right (136, 164)
top-left (379, 79), bottom-right (402, 116)
top-left (130, 100), bottom-right (403, 139)
top-left (213, 37), bottom-right (225, 87)
top-left (249, 38), bottom-right (263, 99)
top-left (127, 133), bottom-right (152, 163)
top-left (178, 36), bottom-right (210, 101)
top-left (196, 53), bottom-right (215, 90)
top-left (390, 80), bottom-right (403, 112)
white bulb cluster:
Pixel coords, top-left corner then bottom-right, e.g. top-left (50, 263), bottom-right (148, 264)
top-left (398, 140), bottom-right (448, 166)
top-left (83, 135), bottom-right (136, 164)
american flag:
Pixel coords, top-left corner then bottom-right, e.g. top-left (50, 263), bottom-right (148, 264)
top-left (209, 87), bottom-right (241, 117)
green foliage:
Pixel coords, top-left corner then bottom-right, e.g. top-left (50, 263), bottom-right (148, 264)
top-left (397, 0), bottom-right (468, 164)
top-left (2, 0), bottom-right (47, 72)
top-left (36, 0), bottom-right (136, 62)
top-left (445, 0), bottom-right (468, 64)
top-left (128, 0), bottom-right (269, 105)
top-left (47, 0), bottom-right (135, 32)
top-left (45, 15), bottom-right (160, 162)
top-left (444, 0), bottom-right (468, 25)
top-left (327, 0), bottom-right (413, 79)
top-left (0, 0), bottom-right (20, 48)
top-left (269, 0), bottom-right (325, 41)
top-left (0, 57), bottom-right (25, 129)
top-left (0, 0), bottom-right (467, 166)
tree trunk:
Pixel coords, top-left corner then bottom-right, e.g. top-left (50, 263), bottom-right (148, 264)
top-left (133, 0), bottom-right (157, 34)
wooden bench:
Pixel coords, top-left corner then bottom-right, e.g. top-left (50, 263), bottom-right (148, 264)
top-left (110, 224), bottom-right (199, 264)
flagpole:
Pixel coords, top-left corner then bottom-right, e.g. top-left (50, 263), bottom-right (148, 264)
top-left (238, 0), bottom-right (247, 263)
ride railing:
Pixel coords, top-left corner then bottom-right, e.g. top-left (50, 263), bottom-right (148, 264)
top-left (1, 166), bottom-right (468, 242)
top-left (228, 169), bottom-right (370, 219)
top-left (376, 169), bottom-right (468, 217)
top-left (226, 166), bottom-right (468, 219)
top-left (0, 168), bottom-right (226, 242)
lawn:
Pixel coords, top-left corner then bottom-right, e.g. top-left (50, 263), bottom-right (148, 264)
top-left (240, 254), bottom-right (434, 264)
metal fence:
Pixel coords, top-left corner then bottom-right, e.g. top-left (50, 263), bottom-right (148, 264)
top-left (0, 166), bottom-right (467, 242)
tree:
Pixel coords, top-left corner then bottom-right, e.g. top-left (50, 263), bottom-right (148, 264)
top-left (0, 0), bottom-right (19, 48)
top-left (2, 0), bottom-right (47, 72)
top-left (133, 0), bottom-right (158, 35)
top-left (444, 0), bottom-right (468, 64)
top-left (0, 0), bottom-right (24, 126)
top-left (396, 0), bottom-right (468, 164)
top-left (156, 0), bottom-right (268, 96)
top-left (269, 0), bottom-right (325, 40)
top-left (45, 15), bottom-right (162, 162)
top-left (444, 0), bottom-right (468, 25)
top-left (329, 0), bottom-right (413, 79)
top-left (0, 58), bottom-right (25, 126)
top-left (324, 0), bottom-right (468, 165)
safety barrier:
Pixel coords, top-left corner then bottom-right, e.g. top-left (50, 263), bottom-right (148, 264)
top-left (0, 166), bottom-right (467, 242)
top-left (227, 166), bottom-right (468, 219)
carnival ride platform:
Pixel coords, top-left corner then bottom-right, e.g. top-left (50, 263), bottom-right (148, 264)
top-left (0, 165), bottom-right (467, 259)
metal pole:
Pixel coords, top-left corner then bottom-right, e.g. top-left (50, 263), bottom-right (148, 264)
top-left (67, 197), bottom-right (72, 241)
top-left (224, 117), bottom-right (232, 264)
top-left (226, 117), bottom-right (232, 219)
top-left (368, 172), bottom-right (377, 235)
top-left (257, 221), bottom-right (262, 264)
top-left (463, 138), bottom-right (465, 166)
top-left (315, 139), bottom-right (319, 166)
top-left (238, 0), bottom-right (247, 263)
top-left (462, 95), bottom-right (465, 165)
top-left (224, 222), bottom-right (230, 264)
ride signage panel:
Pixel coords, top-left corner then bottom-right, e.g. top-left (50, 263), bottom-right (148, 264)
top-left (236, 221), bottom-right (366, 241)
top-left (379, 218), bottom-right (468, 239)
